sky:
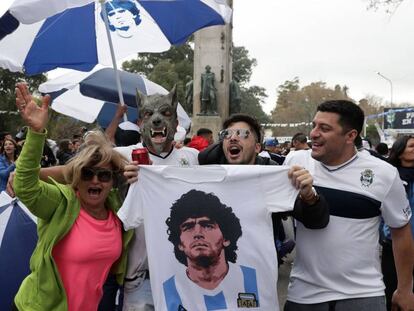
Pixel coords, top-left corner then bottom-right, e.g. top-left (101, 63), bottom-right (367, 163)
top-left (1, 0), bottom-right (413, 115)
top-left (233, 0), bottom-right (414, 113)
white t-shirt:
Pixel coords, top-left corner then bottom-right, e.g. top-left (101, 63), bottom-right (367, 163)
top-left (115, 143), bottom-right (199, 166)
top-left (115, 144), bottom-right (199, 284)
top-left (284, 150), bottom-right (411, 303)
top-left (119, 165), bottom-right (299, 311)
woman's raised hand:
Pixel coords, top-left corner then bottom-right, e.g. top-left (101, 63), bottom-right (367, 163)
top-left (15, 82), bottom-right (50, 133)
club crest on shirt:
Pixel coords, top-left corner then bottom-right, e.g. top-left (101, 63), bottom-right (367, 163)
top-left (360, 169), bottom-right (374, 187)
top-left (403, 205), bottom-right (412, 219)
top-left (179, 158), bottom-right (190, 166)
top-left (237, 293), bottom-right (258, 308)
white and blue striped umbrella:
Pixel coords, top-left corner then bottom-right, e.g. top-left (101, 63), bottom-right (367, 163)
top-left (0, 0), bottom-right (231, 75)
top-left (0, 192), bottom-right (37, 308)
top-left (39, 66), bottom-right (192, 130)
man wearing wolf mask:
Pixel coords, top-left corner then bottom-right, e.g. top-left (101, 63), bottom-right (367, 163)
top-left (114, 85), bottom-right (199, 310)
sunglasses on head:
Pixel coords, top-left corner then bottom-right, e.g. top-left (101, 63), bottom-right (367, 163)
top-left (81, 167), bottom-right (113, 182)
top-left (219, 128), bottom-right (251, 140)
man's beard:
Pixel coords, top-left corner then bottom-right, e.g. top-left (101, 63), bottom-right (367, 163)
top-left (194, 255), bottom-right (217, 268)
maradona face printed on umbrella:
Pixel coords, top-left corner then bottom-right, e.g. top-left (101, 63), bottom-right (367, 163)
top-left (101, 0), bottom-right (142, 38)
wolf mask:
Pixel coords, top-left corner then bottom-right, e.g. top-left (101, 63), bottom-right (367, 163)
top-left (137, 85), bottom-right (178, 154)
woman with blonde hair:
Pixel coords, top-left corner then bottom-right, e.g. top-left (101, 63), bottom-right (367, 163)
top-left (12, 83), bottom-right (133, 311)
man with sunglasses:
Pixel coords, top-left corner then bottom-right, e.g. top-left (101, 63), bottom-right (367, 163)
top-left (198, 113), bottom-right (329, 230)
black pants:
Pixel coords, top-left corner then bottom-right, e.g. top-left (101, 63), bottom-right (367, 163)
top-left (381, 242), bottom-right (414, 311)
top-left (98, 274), bottom-right (123, 311)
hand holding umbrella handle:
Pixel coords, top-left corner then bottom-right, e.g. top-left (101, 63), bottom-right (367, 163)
top-left (15, 82), bottom-right (50, 133)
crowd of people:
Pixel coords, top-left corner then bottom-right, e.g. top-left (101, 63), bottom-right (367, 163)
top-left (1, 82), bottom-right (413, 311)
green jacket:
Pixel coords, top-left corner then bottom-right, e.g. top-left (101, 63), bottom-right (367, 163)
top-left (14, 129), bottom-right (133, 311)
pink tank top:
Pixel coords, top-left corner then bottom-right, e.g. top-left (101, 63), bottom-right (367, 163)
top-left (52, 208), bottom-right (122, 311)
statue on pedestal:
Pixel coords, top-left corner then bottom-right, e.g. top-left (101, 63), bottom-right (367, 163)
top-left (229, 79), bottom-right (241, 114)
top-left (200, 65), bottom-right (217, 115)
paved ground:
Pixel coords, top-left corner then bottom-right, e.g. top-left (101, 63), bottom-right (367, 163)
top-left (277, 217), bottom-right (296, 309)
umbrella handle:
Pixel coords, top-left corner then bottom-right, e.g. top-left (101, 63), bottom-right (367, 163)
top-left (100, 0), bottom-right (128, 123)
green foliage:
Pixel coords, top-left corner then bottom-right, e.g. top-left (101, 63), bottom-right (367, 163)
top-left (122, 43), bottom-right (194, 111)
top-left (365, 124), bottom-right (380, 146)
top-left (270, 78), bottom-right (352, 136)
top-left (0, 69), bottom-right (47, 134)
top-left (232, 46), bottom-right (257, 85)
top-left (240, 86), bottom-right (270, 124)
top-left (0, 69), bottom-right (90, 140)
top-left (47, 110), bottom-right (92, 141)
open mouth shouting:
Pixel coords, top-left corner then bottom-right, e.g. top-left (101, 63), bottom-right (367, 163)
top-left (150, 127), bottom-right (167, 144)
top-left (227, 144), bottom-right (242, 160)
top-left (87, 186), bottom-right (103, 199)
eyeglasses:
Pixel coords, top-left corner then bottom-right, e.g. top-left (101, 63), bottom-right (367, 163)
top-left (81, 167), bottom-right (113, 182)
top-left (219, 128), bottom-right (251, 140)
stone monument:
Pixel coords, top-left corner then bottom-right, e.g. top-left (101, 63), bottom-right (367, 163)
top-left (191, 0), bottom-right (233, 139)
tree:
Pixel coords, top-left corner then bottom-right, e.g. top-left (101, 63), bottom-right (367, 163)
top-left (122, 43), bottom-right (194, 111)
top-left (273, 77), bottom-right (300, 111)
top-left (270, 78), bottom-right (352, 136)
top-left (240, 86), bottom-right (270, 124)
top-left (0, 69), bottom-right (47, 134)
top-left (232, 46), bottom-right (257, 85)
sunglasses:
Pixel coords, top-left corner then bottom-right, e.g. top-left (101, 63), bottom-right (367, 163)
top-left (219, 128), bottom-right (251, 140)
top-left (81, 167), bottom-right (114, 182)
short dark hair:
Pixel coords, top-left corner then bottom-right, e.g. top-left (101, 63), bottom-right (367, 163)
top-left (292, 132), bottom-right (307, 144)
top-left (196, 128), bottom-right (213, 136)
top-left (223, 113), bottom-right (262, 142)
top-left (166, 190), bottom-right (242, 266)
top-left (317, 100), bottom-right (364, 136)
top-left (375, 142), bottom-right (389, 156)
top-left (0, 132), bottom-right (10, 141)
top-left (58, 139), bottom-right (72, 153)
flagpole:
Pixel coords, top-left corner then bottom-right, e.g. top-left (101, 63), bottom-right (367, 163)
top-left (100, 0), bottom-right (128, 123)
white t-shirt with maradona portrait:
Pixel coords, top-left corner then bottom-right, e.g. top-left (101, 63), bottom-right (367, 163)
top-left (119, 165), bottom-right (299, 311)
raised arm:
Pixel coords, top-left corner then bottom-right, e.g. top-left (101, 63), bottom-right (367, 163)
top-left (105, 104), bottom-right (127, 144)
top-left (13, 83), bottom-right (63, 219)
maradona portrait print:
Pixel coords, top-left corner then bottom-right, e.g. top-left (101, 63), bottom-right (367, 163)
top-left (164, 190), bottom-right (258, 310)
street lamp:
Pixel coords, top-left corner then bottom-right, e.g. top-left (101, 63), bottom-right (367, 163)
top-left (376, 71), bottom-right (393, 107)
